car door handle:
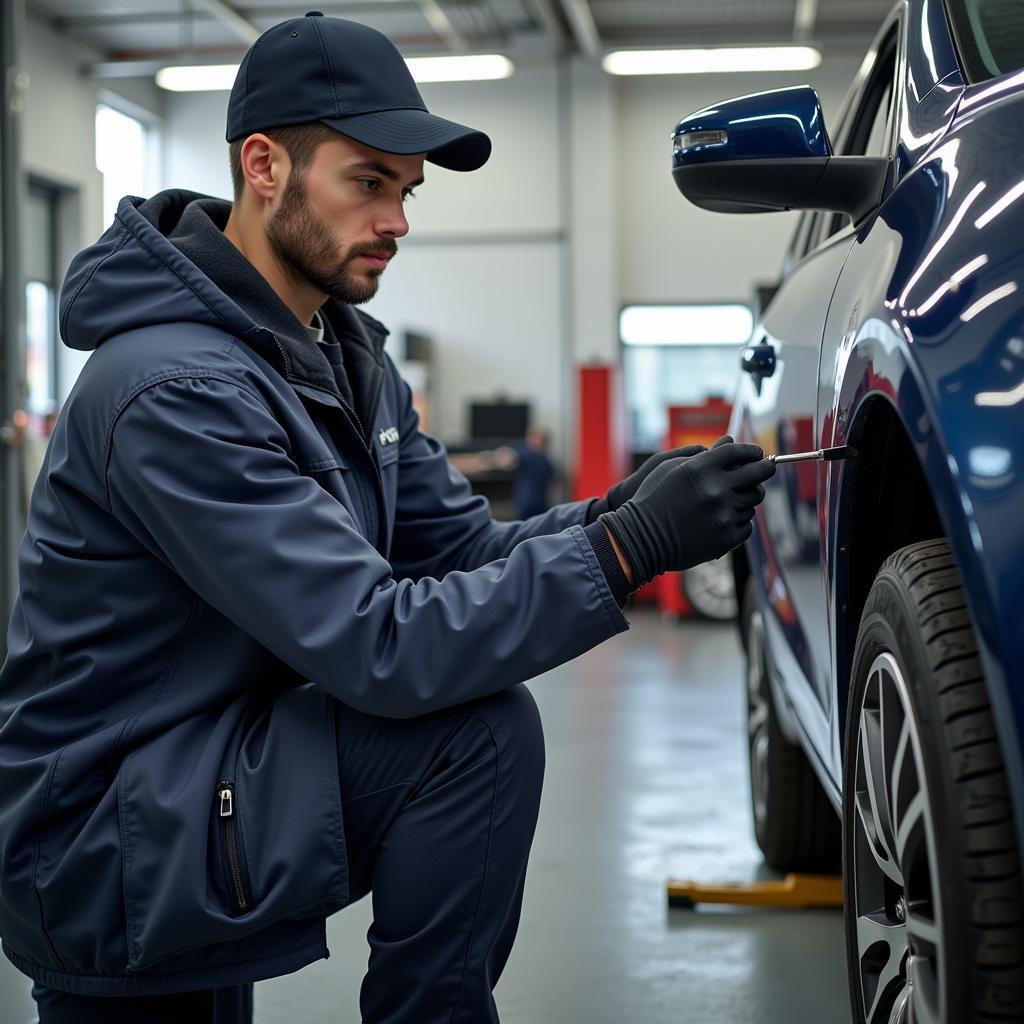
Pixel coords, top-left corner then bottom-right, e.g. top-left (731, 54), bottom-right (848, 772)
top-left (741, 340), bottom-right (776, 378)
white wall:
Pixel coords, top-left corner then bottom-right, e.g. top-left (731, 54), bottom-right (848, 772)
top-left (366, 65), bottom-right (568, 448)
top-left (615, 57), bottom-right (862, 306)
top-left (22, 14), bottom-right (164, 400)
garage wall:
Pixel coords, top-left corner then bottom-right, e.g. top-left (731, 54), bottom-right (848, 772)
top-left (364, 64), bottom-right (568, 449)
top-left (23, 13), bottom-right (164, 400)
top-left (615, 56), bottom-right (863, 308)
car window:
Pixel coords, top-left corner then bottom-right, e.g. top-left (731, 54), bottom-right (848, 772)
top-left (946, 0), bottom-right (1024, 83)
top-left (804, 211), bottom-right (827, 254)
top-left (863, 79), bottom-right (894, 158)
top-left (817, 29), bottom-right (898, 242)
top-left (843, 40), bottom-right (897, 159)
top-left (788, 211), bottom-right (818, 264)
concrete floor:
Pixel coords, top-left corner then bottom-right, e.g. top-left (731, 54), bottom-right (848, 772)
top-left (0, 608), bottom-right (851, 1023)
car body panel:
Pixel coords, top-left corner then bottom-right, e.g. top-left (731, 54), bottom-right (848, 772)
top-left (716, 0), bottom-right (1024, 852)
top-left (734, 233), bottom-right (855, 765)
top-left (673, 85), bottom-right (832, 163)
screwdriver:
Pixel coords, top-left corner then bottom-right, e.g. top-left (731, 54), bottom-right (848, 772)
top-left (769, 445), bottom-right (857, 465)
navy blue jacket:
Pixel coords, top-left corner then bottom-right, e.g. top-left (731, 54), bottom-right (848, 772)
top-left (0, 190), bottom-right (630, 995)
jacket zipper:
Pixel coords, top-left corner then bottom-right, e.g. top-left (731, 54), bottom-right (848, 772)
top-left (217, 781), bottom-right (249, 913)
top-left (260, 318), bottom-right (389, 551)
top-left (309, 370), bottom-right (389, 552)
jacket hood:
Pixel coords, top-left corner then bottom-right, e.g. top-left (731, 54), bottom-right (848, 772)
top-left (58, 190), bottom-right (389, 398)
top-left (60, 189), bottom-right (266, 352)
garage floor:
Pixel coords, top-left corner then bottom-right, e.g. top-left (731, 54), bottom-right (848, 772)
top-left (0, 607), bottom-right (851, 1023)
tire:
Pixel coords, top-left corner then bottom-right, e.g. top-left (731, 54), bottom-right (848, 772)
top-left (742, 578), bottom-right (842, 873)
top-left (843, 538), bottom-right (1024, 1024)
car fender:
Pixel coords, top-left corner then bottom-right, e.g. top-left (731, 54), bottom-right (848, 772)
top-left (829, 308), bottom-right (1024, 859)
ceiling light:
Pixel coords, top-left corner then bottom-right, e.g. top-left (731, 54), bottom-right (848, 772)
top-left (156, 64), bottom-right (239, 91)
top-left (404, 55), bottom-right (513, 82)
top-left (602, 46), bottom-right (822, 77)
top-left (156, 54), bottom-right (514, 92)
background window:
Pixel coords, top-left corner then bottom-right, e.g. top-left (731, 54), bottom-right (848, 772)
top-left (620, 304), bottom-right (753, 452)
top-left (95, 103), bottom-right (152, 228)
top-left (23, 184), bottom-right (59, 417)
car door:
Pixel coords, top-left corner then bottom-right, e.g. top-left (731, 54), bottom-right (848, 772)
top-left (814, 21), bottom-right (946, 776)
top-left (742, 18), bottom-right (901, 771)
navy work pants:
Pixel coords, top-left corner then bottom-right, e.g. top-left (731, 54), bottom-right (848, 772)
top-left (32, 685), bottom-right (546, 1024)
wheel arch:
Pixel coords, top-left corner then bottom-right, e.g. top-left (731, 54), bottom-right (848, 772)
top-left (834, 388), bottom-right (1024, 860)
top-left (833, 395), bottom-right (942, 744)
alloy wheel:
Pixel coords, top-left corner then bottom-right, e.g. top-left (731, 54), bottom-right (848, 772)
top-left (746, 606), bottom-right (770, 823)
top-left (850, 651), bottom-right (945, 1024)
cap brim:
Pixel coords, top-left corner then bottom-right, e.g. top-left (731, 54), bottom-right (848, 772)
top-left (321, 108), bottom-right (491, 171)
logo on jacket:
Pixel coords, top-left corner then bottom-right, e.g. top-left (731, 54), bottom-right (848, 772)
top-left (378, 426), bottom-right (400, 446)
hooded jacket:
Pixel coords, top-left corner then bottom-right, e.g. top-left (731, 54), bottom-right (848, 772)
top-left (0, 190), bottom-right (630, 995)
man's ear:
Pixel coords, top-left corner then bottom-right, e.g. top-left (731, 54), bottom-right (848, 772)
top-left (240, 133), bottom-right (288, 202)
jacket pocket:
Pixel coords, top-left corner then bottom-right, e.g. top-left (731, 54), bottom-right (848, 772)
top-left (119, 684), bottom-right (346, 971)
top-left (216, 780), bottom-right (252, 915)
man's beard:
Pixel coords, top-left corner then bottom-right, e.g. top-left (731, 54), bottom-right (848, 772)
top-left (266, 171), bottom-right (397, 306)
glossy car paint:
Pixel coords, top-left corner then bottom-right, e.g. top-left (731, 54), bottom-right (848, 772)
top-left (684, 0), bottom-right (1024, 849)
top-left (673, 85), bottom-right (832, 162)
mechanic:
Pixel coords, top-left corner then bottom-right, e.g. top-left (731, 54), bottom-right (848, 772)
top-left (0, 12), bottom-right (775, 1024)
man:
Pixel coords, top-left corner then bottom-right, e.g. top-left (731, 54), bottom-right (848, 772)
top-left (511, 427), bottom-right (556, 520)
top-left (0, 13), bottom-right (774, 1024)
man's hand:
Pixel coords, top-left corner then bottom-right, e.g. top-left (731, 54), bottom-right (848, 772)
top-left (587, 443), bottom-right (707, 523)
top-left (598, 436), bottom-right (775, 588)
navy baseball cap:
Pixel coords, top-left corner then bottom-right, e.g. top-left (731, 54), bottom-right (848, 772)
top-left (225, 12), bottom-right (491, 172)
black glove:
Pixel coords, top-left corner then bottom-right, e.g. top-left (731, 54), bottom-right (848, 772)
top-left (586, 443), bottom-right (707, 523)
top-left (599, 436), bottom-right (775, 588)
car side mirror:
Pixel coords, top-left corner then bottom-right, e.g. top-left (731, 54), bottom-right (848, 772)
top-left (672, 85), bottom-right (887, 224)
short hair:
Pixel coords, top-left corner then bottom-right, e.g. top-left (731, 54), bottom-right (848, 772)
top-left (228, 122), bottom-right (339, 201)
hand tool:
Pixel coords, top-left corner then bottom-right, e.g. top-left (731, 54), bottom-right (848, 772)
top-left (769, 445), bottom-right (857, 465)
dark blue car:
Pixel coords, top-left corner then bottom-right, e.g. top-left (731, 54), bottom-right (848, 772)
top-left (673, 2), bottom-right (1023, 1022)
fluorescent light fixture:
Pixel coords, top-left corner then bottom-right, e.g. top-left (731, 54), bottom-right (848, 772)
top-left (156, 64), bottom-right (239, 91)
top-left (405, 55), bottom-right (513, 82)
top-left (620, 304), bottom-right (754, 347)
top-left (156, 54), bottom-right (513, 92)
top-left (603, 46), bottom-right (822, 77)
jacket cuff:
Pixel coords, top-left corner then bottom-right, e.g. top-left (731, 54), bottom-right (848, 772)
top-left (584, 495), bottom-right (610, 525)
top-left (582, 520), bottom-right (633, 606)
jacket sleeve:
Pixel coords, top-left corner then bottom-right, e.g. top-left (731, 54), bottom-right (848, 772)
top-left (386, 366), bottom-right (601, 579)
top-left (105, 374), bottom-right (629, 718)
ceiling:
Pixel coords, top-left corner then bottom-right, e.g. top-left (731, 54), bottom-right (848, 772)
top-left (26, 0), bottom-right (900, 65)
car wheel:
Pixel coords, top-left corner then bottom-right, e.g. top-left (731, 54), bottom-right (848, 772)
top-left (843, 538), bottom-right (1023, 1024)
top-left (682, 555), bottom-right (738, 621)
top-left (743, 578), bottom-right (841, 873)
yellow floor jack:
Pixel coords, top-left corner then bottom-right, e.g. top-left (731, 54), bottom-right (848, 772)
top-left (666, 873), bottom-right (843, 910)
